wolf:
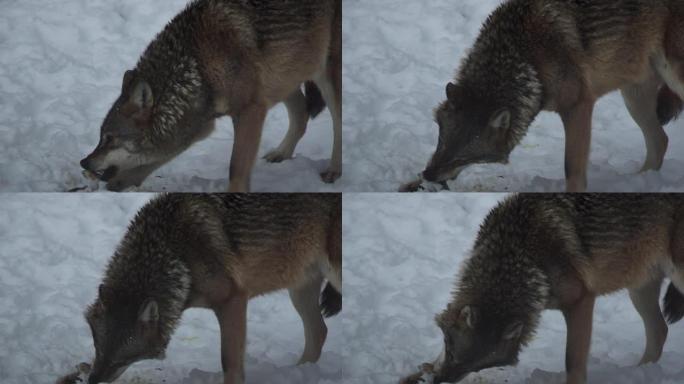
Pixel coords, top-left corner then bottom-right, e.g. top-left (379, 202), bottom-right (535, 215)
top-left (400, 194), bottom-right (684, 384)
top-left (83, 193), bottom-right (342, 384)
top-left (406, 0), bottom-right (684, 192)
top-left (80, 0), bottom-right (342, 192)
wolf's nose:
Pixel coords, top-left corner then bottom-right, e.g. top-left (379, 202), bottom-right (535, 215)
top-left (80, 158), bottom-right (90, 170)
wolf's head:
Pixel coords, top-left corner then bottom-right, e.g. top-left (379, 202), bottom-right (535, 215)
top-left (85, 284), bottom-right (168, 384)
top-left (422, 83), bottom-right (519, 184)
top-left (80, 69), bottom-right (211, 191)
top-left (431, 305), bottom-right (525, 383)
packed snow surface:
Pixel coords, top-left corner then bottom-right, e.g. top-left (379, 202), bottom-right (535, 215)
top-left (342, 194), bottom-right (684, 383)
top-left (343, 0), bottom-right (684, 192)
top-left (0, 0), bottom-right (340, 192)
top-left (0, 194), bottom-right (343, 384)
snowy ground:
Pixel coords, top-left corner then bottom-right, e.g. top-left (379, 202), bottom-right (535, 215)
top-left (342, 0), bottom-right (684, 192)
top-left (0, 0), bottom-right (340, 192)
top-left (0, 194), bottom-right (343, 384)
top-left (342, 194), bottom-right (684, 384)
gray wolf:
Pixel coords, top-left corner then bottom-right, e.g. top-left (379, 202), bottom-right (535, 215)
top-left (84, 193), bottom-right (342, 384)
top-left (404, 0), bottom-right (684, 192)
top-left (400, 194), bottom-right (684, 384)
top-left (80, 0), bottom-right (342, 192)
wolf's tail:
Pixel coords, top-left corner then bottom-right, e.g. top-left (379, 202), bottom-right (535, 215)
top-left (320, 281), bottom-right (341, 318)
top-left (305, 81), bottom-right (326, 120)
top-left (657, 86), bottom-right (683, 126)
top-left (663, 282), bottom-right (684, 324)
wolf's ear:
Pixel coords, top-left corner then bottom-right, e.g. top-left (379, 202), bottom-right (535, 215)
top-left (446, 82), bottom-right (463, 103)
top-left (503, 321), bottom-right (523, 340)
top-left (458, 305), bottom-right (478, 329)
top-left (489, 109), bottom-right (511, 131)
top-left (139, 300), bottom-right (159, 324)
top-left (122, 70), bottom-right (136, 90)
top-left (130, 81), bottom-right (154, 110)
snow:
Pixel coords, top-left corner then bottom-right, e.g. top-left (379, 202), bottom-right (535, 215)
top-left (0, 194), bottom-right (343, 384)
top-left (342, 194), bottom-right (684, 384)
top-left (0, 0), bottom-right (340, 193)
top-left (342, 0), bottom-right (684, 192)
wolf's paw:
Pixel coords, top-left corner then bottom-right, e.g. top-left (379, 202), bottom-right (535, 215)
top-left (263, 149), bottom-right (293, 163)
top-left (320, 170), bottom-right (341, 184)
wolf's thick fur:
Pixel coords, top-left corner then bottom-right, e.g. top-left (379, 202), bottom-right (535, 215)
top-left (421, 0), bottom-right (684, 192)
top-left (81, 0), bottom-right (342, 192)
top-left (85, 194), bottom-right (341, 384)
top-left (402, 194), bottom-right (684, 384)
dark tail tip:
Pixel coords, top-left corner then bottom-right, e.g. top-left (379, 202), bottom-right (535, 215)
top-left (305, 81), bottom-right (326, 120)
top-left (320, 282), bottom-right (341, 318)
top-left (656, 86), bottom-right (683, 126)
top-left (663, 282), bottom-right (684, 324)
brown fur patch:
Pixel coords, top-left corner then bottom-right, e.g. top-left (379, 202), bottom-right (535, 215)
top-left (577, 225), bottom-right (670, 294)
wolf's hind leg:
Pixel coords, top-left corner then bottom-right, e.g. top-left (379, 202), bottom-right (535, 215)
top-left (314, 1), bottom-right (342, 184)
top-left (655, 9), bottom-right (684, 101)
top-left (629, 275), bottom-right (668, 364)
top-left (264, 89), bottom-right (309, 163)
top-left (289, 274), bottom-right (328, 364)
top-left (665, 214), bottom-right (684, 324)
top-left (324, 203), bottom-right (342, 292)
top-left (621, 74), bottom-right (669, 172)
top-left (313, 59), bottom-right (342, 184)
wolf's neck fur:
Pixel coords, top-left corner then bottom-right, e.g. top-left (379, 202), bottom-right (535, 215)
top-left (456, 251), bottom-right (549, 346)
top-left (458, 60), bottom-right (544, 155)
top-left (457, 0), bottom-right (544, 153)
top-left (455, 197), bottom-right (551, 345)
top-left (103, 200), bottom-right (193, 344)
top-left (135, 2), bottom-right (205, 145)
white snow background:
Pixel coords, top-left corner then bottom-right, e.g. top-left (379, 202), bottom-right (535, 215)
top-left (0, 0), bottom-right (340, 192)
top-left (342, 194), bottom-right (684, 383)
top-left (0, 194), bottom-right (343, 384)
top-left (342, 0), bottom-right (684, 192)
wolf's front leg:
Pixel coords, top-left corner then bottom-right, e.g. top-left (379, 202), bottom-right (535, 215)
top-left (560, 98), bottom-right (595, 193)
top-left (561, 293), bottom-right (595, 384)
top-left (228, 104), bottom-right (267, 192)
top-left (213, 292), bottom-right (249, 384)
